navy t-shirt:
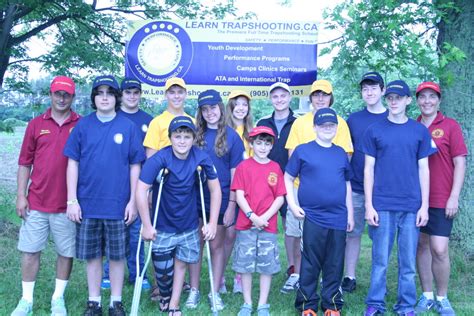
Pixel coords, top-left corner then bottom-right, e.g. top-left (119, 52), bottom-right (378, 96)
top-left (347, 108), bottom-right (388, 194)
top-left (117, 109), bottom-right (153, 142)
top-left (64, 113), bottom-right (146, 219)
top-left (200, 126), bottom-right (244, 213)
top-left (362, 118), bottom-right (437, 213)
top-left (140, 146), bottom-right (218, 233)
top-left (286, 142), bottom-right (352, 230)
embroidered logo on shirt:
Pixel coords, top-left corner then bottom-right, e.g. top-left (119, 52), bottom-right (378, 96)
top-left (268, 172), bottom-right (278, 186)
top-left (432, 128), bottom-right (444, 139)
top-left (39, 129), bottom-right (50, 135)
top-left (114, 133), bottom-right (124, 144)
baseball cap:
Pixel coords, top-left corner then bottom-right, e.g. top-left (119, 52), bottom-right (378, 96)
top-left (168, 116), bottom-right (196, 134)
top-left (384, 80), bottom-right (411, 97)
top-left (249, 126), bottom-right (275, 138)
top-left (310, 80), bottom-right (333, 94)
top-left (50, 76), bottom-right (75, 95)
top-left (228, 90), bottom-right (252, 100)
top-left (92, 75), bottom-right (119, 90)
top-left (314, 108), bottom-right (338, 126)
top-left (165, 77), bottom-right (186, 91)
top-left (121, 78), bottom-right (142, 91)
top-left (416, 81), bottom-right (441, 96)
top-left (360, 71), bottom-right (384, 86)
top-left (198, 89), bottom-right (222, 107)
top-left (269, 82), bottom-right (291, 94)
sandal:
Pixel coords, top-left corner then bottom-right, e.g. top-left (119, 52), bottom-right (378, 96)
top-left (150, 286), bottom-right (160, 302)
top-left (159, 295), bottom-right (171, 312)
top-left (168, 308), bottom-right (182, 316)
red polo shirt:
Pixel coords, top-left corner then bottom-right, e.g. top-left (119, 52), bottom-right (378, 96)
top-left (18, 108), bottom-right (80, 213)
top-left (417, 112), bottom-right (468, 208)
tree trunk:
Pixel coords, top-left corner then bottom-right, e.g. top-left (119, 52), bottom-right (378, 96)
top-left (437, 0), bottom-right (474, 254)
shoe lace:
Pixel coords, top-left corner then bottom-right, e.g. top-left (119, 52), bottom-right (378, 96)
top-left (188, 289), bottom-right (199, 301)
top-left (439, 298), bottom-right (452, 309)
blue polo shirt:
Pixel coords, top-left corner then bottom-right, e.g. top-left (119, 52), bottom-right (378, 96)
top-left (117, 109), bottom-right (153, 142)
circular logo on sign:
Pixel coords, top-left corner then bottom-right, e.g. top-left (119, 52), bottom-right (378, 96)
top-left (432, 128), bottom-right (444, 138)
top-left (126, 21), bottom-right (193, 85)
top-left (268, 172), bottom-right (278, 186)
top-left (114, 133), bottom-right (124, 144)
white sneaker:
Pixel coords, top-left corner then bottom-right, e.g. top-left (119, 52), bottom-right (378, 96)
top-left (51, 297), bottom-right (67, 316)
top-left (208, 292), bottom-right (225, 311)
top-left (280, 273), bottom-right (299, 293)
top-left (185, 288), bottom-right (200, 309)
top-left (11, 298), bottom-right (32, 316)
top-left (218, 277), bottom-right (227, 294)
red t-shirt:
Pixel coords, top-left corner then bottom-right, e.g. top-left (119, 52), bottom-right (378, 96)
top-left (231, 158), bottom-right (286, 233)
top-left (18, 108), bottom-right (80, 213)
top-left (417, 112), bottom-right (468, 208)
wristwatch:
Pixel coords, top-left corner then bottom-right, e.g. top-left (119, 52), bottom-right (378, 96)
top-left (245, 211), bottom-right (253, 218)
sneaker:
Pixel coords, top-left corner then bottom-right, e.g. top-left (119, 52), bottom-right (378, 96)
top-left (233, 274), bottom-right (243, 293)
top-left (51, 297), bottom-right (67, 315)
top-left (219, 277), bottom-right (227, 294)
top-left (302, 309), bottom-right (317, 316)
top-left (257, 304), bottom-right (270, 316)
top-left (208, 292), bottom-right (224, 311)
top-left (415, 294), bottom-right (435, 313)
top-left (100, 278), bottom-right (110, 289)
top-left (238, 303), bottom-right (253, 316)
top-left (11, 298), bottom-right (32, 316)
top-left (280, 273), bottom-right (299, 293)
top-left (286, 265), bottom-right (295, 277)
top-left (185, 288), bottom-right (200, 309)
top-left (364, 306), bottom-right (383, 316)
top-left (341, 277), bottom-right (356, 293)
top-left (324, 309), bottom-right (340, 316)
top-left (83, 301), bottom-right (102, 316)
top-left (436, 297), bottom-right (456, 315)
top-left (108, 301), bottom-right (125, 316)
top-left (141, 278), bottom-right (151, 290)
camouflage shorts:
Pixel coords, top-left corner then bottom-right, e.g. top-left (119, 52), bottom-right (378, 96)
top-left (232, 228), bottom-right (281, 275)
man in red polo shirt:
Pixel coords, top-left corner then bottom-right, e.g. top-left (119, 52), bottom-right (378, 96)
top-left (12, 76), bottom-right (80, 316)
top-left (415, 81), bottom-right (467, 315)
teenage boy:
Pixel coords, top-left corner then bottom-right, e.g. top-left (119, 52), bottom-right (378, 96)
top-left (282, 79), bottom-right (353, 294)
top-left (414, 82), bottom-right (467, 315)
top-left (231, 126), bottom-right (286, 316)
top-left (136, 116), bottom-right (221, 316)
top-left (285, 108), bottom-right (354, 316)
top-left (64, 75), bottom-right (145, 315)
top-left (363, 80), bottom-right (437, 316)
top-left (12, 76), bottom-right (79, 316)
top-left (343, 72), bottom-right (387, 293)
top-left (102, 77), bottom-right (153, 290)
top-left (257, 82), bottom-right (297, 280)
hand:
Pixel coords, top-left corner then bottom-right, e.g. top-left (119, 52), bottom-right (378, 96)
top-left (290, 205), bottom-right (305, 219)
top-left (16, 195), bottom-right (29, 219)
top-left (251, 214), bottom-right (268, 230)
top-left (445, 195), bottom-right (459, 219)
top-left (347, 214), bottom-right (355, 232)
top-left (67, 203), bottom-right (82, 223)
top-left (124, 200), bottom-right (137, 226)
top-left (141, 225), bottom-right (157, 241)
top-left (365, 205), bottom-right (379, 226)
top-left (416, 207), bottom-right (429, 227)
top-left (223, 205), bottom-right (235, 227)
top-left (202, 222), bottom-right (217, 241)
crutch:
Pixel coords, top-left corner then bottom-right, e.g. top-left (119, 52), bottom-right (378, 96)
top-left (131, 168), bottom-right (168, 316)
top-left (197, 166), bottom-right (219, 316)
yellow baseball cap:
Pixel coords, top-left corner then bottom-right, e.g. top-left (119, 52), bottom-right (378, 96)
top-left (310, 80), bottom-right (333, 94)
top-left (228, 90), bottom-right (251, 100)
top-left (165, 77), bottom-right (186, 91)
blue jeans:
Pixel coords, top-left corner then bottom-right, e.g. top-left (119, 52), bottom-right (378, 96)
top-left (104, 217), bottom-right (146, 282)
top-left (365, 211), bottom-right (419, 313)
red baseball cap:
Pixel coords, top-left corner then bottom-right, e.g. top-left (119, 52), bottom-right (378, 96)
top-left (249, 126), bottom-right (275, 138)
top-left (416, 81), bottom-right (441, 96)
top-left (50, 76), bottom-right (75, 95)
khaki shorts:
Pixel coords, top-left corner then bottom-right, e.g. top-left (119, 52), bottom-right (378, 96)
top-left (18, 210), bottom-right (75, 257)
top-left (346, 192), bottom-right (366, 237)
top-left (286, 187), bottom-right (303, 237)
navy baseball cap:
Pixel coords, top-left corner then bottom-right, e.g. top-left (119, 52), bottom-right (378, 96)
top-left (121, 78), bottom-right (142, 91)
top-left (385, 80), bottom-right (411, 97)
top-left (168, 116), bottom-right (196, 134)
top-left (360, 71), bottom-right (384, 86)
top-left (197, 89), bottom-right (222, 107)
top-left (314, 108), bottom-right (338, 126)
top-left (92, 75), bottom-right (119, 90)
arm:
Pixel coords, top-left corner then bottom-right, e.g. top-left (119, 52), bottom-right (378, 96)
top-left (203, 178), bottom-right (221, 240)
top-left (284, 172), bottom-right (305, 219)
top-left (16, 165), bottom-right (31, 219)
top-left (445, 155), bottom-right (466, 218)
top-left (346, 181), bottom-right (355, 232)
top-left (260, 196), bottom-right (285, 224)
top-left (136, 180), bottom-right (156, 241)
top-left (364, 155), bottom-right (378, 226)
top-left (223, 168), bottom-right (237, 227)
top-left (146, 147), bottom-right (158, 158)
top-left (124, 163), bottom-right (141, 225)
top-left (416, 157), bottom-right (430, 227)
top-left (66, 158), bottom-right (82, 223)
top-left (235, 190), bottom-right (270, 229)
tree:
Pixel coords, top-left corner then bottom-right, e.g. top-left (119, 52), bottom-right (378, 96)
top-left (0, 0), bottom-right (240, 91)
top-left (322, 0), bottom-right (473, 253)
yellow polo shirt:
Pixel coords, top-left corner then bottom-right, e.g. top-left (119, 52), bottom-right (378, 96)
top-left (235, 125), bottom-right (253, 158)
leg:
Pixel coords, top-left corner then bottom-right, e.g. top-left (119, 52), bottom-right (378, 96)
top-left (21, 252), bottom-right (41, 282)
top-left (258, 274), bottom-right (272, 306)
top-left (152, 249), bottom-right (175, 311)
top-left (430, 235), bottom-right (450, 296)
top-left (210, 225), bottom-right (226, 291)
top-left (169, 258), bottom-right (187, 310)
top-left (223, 224), bottom-right (236, 269)
top-left (241, 273), bottom-right (253, 305)
top-left (293, 236), bottom-right (302, 274)
top-left (109, 259), bottom-right (125, 297)
top-left (344, 192), bottom-right (365, 280)
top-left (188, 221), bottom-right (204, 291)
top-left (56, 255), bottom-right (73, 280)
top-left (127, 217), bottom-right (144, 283)
top-left (86, 257), bottom-right (103, 297)
top-left (416, 233), bottom-right (433, 292)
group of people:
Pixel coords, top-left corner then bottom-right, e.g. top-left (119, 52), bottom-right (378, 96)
top-left (11, 71), bottom-right (467, 316)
